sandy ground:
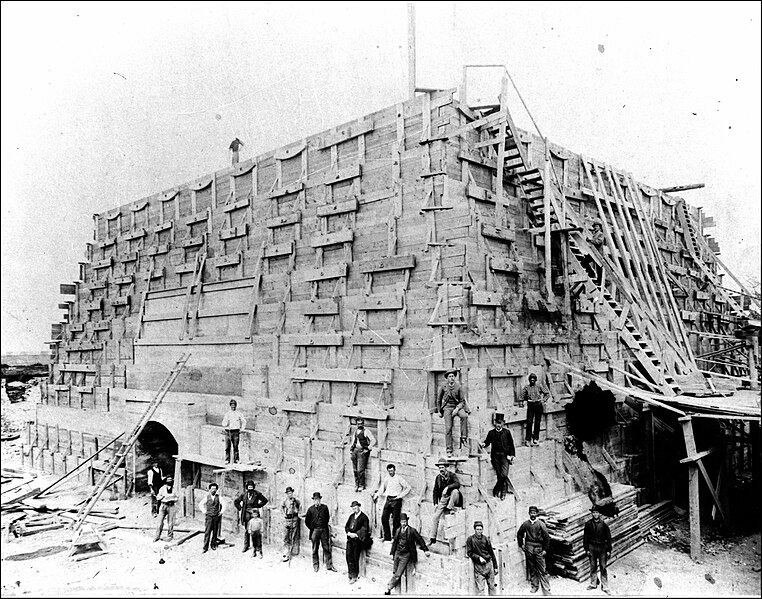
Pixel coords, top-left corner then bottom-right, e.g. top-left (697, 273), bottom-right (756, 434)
top-left (2, 384), bottom-right (760, 597)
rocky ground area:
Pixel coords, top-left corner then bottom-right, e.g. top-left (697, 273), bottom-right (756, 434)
top-left (1, 382), bottom-right (760, 597)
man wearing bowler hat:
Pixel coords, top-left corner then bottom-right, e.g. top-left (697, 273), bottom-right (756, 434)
top-left (305, 491), bottom-right (336, 573)
top-left (467, 520), bottom-right (498, 595)
top-left (583, 505), bottom-right (612, 594)
top-left (436, 368), bottom-right (471, 457)
top-left (482, 413), bottom-right (516, 500)
top-left (345, 500), bottom-right (370, 584)
top-left (384, 512), bottom-right (430, 595)
top-left (221, 399), bottom-right (247, 464)
top-left (517, 505), bottom-right (551, 595)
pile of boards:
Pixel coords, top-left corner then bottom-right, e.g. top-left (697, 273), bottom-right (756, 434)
top-left (637, 499), bottom-right (676, 534)
top-left (542, 483), bottom-right (644, 581)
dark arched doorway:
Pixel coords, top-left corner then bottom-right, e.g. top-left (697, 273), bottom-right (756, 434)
top-left (135, 421), bottom-right (178, 492)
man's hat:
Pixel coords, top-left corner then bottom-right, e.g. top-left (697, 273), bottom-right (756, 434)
top-left (229, 399), bottom-right (238, 405)
top-left (209, 482), bottom-right (218, 490)
top-left (285, 486), bottom-right (294, 493)
top-left (494, 413), bottom-right (505, 424)
top-left (436, 457), bottom-right (450, 466)
top-left (246, 481), bottom-right (255, 488)
top-left (312, 492), bottom-right (322, 499)
top-left (356, 418), bottom-right (365, 425)
top-left (590, 505), bottom-right (599, 513)
top-left (473, 520), bottom-right (484, 528)
top-left (350, 500), bottom-right (361, 507)
top-left (444, 368), bottom-right (458, 377)
top-left (528, 373), bottom-right (538, 380)
top-left (528, 505), bottom-right (539, 513)
top-left (399, 513), bottom-right (409, 522)
top-left (166, 476), bottom-right (174, 482)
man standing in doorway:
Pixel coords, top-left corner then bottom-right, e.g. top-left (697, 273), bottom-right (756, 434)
top-left (198, 482), bottom-right (224, 553)
top-left (482, 413), bottom-right (515, 499)
top-left (467, 521), bottom-right (499, 595)
top-left (583, 505), bottom-right (612, 595)
top-left (384, 513), bottom-right (430, 595)
top-left (345, 500), bottom-right (370, 584)
top-left (233, 480), bottom-right (268, 553)
top-left (350, 418), bottom-right (376, 492)
top-left (372, 463), bottom-right (411, 542)
top-left (305, 492), bottom-right (337, 573)
top-left (153, 476), bottom-right (178, 542)
top-left (221, 399), bottom-right (246, 464)
top-left (147, 461), bottom-right (164, 517)
top-left (428, 459), bottom-right (463, 545)
top-left (281, 486), bottom-right (301, 562)
top-left (517, 505), bottom-right (551, 595)
top-left (437, 369), bottom-right (471, 457)
top-left (519, 373), bottom-right (548, 446)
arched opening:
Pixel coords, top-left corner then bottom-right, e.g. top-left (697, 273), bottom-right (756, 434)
top-left (135, 421), bottom-right (178, 492)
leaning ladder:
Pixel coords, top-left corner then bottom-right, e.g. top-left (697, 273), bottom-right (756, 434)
top-left (69, 353), bottom-right (191, 532)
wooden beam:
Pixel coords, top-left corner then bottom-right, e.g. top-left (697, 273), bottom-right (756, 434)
top-left (679, 446), bottom-right (719, 464)
top-left (659, 183), bottom-right (705, 193)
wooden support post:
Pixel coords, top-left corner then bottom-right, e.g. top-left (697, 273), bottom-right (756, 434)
top-left (543, 139), bottom-right (552, 298)
top-left (748, 335), bottom-right (759, 390)
top-left (679, 416), bottom-right (701, 561)
top-left (642, 405), bottom-right (657, 503)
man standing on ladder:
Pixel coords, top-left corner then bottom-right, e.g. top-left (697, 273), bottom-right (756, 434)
top-left (221, 399), bottom-right (246, 464)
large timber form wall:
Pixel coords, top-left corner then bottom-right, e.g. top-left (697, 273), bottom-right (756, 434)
top-left (25, 87), bottom-right (751, 591)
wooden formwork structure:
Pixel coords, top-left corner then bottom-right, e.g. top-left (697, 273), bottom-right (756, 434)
top-left (29, 73), bottom-right (759, 588)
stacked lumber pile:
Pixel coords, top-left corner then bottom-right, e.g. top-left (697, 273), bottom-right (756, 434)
top-left (543, 483), bottom-right (644, 581)
top-left (637, 500), bottom-right (675, 534)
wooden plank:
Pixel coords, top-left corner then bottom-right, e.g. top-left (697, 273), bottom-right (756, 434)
top-left (112, 275), bottom-right (133, 286)
top-left (97, 237), bottom-right (117, 248)
top-left (174, 262), bottom-right (198, 274)
top-left (466, 182), bottom-right (496, 203)
top-left (221, 197), bottom-right (250, 212)
top-left (301, 298), bottom-right (340, 316)
top-left (123, 228), bottom-right (147, 241)
top-left (59, 364), bottom-right (98, 373)
top-left (267, 181), bottom-right (303, 199)
top-left (349, 331), bottom-right (402, 346)
top-left (215, 253), bottom-right (241, 268)
top-left (273, 141), bottom-right (307, 160)
top-left (118, 251), bottom-right (139, 262)
top-left (325, 164), bottom-right (362, 185)
top-left (93, 321), bottom-right (110, 331)
top-left (111, 295), bottom-right (130, 307)
top-left (470, 291), bottom-right (503, 307)
top-left (580, 331), bottom-right (605, 345)
top-left (265, 211), bottom-right (301, 228)
top-left (284, 333), bottom-right (344, 347)
top-left (147, 244), bottom-right (170, 256)
top-left (317, 120), bottom-right (374, 149)
top-left (179, 236), bottom-right (205, 248)
top-left (489, 255), bottom-right (520, 273)
top-left (92, 258), bottom-right (113, 270)
top-left (153, 220), bottom-right (174, 233)
top-left (309, 229), bottom-right (353, 248)
top-left (679, 446), bottom-right (719, 464)
top-left (295, 263), bottom-right (348, 283)
top-left (358, 254), bottom-right (415, 273)
top-left (220, 224), bottom-right (248, 240)
top-left (460, 332), bottom-right (526, 346)
top-left (481, 223), bottom-right (515, 243)
top-left (291, 367), bottom-right (392, 384)
top-left (316, 198), bottom-right (358, 217)
top-left (355, 293), bottom-right (403, 311)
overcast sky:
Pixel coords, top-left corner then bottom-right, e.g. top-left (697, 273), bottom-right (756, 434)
top-left (1, 1), bottom-right (760, 353)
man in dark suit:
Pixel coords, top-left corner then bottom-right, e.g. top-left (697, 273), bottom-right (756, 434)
top-left (384, 513), bottom-right (430, 595)
top-left (233, 480), bottom-right (268, 553)
top-left (482, 413), bottom-right (516, 499)
top-left (583, 505), bottom-right (612, 595)
top-left (428, 458), bottom-right (463, 544)
top-left (305, 491), bottom-right (337, 573)
top-left (345, 500), bottom-right (370, 584)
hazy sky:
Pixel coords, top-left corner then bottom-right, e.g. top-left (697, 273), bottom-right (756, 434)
top-left (1, 1), bottom-right (760, 353)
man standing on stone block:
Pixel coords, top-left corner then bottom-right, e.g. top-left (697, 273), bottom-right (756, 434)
top-left (198, 482), bottom-right (224, 553)
top-left (467, 521), bottom-right (499, 595)
top-left (221, 399), bottom-right (246, 464)
top-left (372, 463), bottom-right (411, 542)
top-left (584, 505), bottom-right (612, 595)
top-left (428, 459), bottom-right (463, 545)
top-left (281, 486), bottom-right (301, 562)
top-left (482, 413), bottom-right (515, 500)
top-left (436, 369), bottom-right (471, 457)
top-left (519, 373), bottom-right (548, 446)
top-left (517, 505), bottom-right (551, 595)
top-left (384, 512), bottom-right (430, 595)
top-left (305, 491), bottom-right (337, 573)
top-left (350, 418), bottom-right (375, 492)
top-left (147, 461), bottom-right (164, 517)
top-left (234, 480), bottom-right (268, 553)
top-left (153, 476), bottom-right (178, 542)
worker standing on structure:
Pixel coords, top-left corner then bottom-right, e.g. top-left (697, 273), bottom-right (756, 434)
top-left (281, 486), bottom-right (301, 562)
top-left (428, 459), bottom-right (463, 545)
top-left (482, 413), bottom-right (515, 499)
top-left (229, 137), bottom-right (244, 164)
top-left (583, 505), bottom-right (612, 594)
top-left (519, 373), bottom-right (548, 446)
top-left (233, 481), bottom-right (268, 553)
top-left (437, 369), bottom-right (471, 457)
top-left (517, 505), bottom-right (551, 595)
top-left (221, 399), bottom-right (246, 464)
top-left (350, 418), bottom-right (375, 492)
top-left (372, 463), bottom-right (411, 542)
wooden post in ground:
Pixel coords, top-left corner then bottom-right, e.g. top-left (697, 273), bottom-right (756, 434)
top-left (642, 404), bottom-right (657, 503)
top-left (748, 334), bottom-right (759, 390)
top-left (679, 416), bottom-right (701, 561)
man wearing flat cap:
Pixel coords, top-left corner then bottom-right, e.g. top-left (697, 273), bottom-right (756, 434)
top-left (482, 413), bottom-right (516, 500)
top-left (281, 486), bottom-right (301, 562)
top-left (467, 521), bottom-right (498, 595)
top-left (305, 491), bottom-right (336, 573)
top-left (221, 399), bottom-right (247, 464)
top-left (436, 369), bottom-right (471, 457)
top-left (583, 505), bottom-right (612, 594)
top-left (345, 500), bottom-right (370, 584)
top-left (384, 513), bottom-right (430, 595)
top-left (517, 505), bottom-right (551, 595)
top-left (350, 418), bottom-right (376, 492)
top-left (234, 480), bottom-right (269, 553)
top-left (153, 476), bottom-right (178, 542)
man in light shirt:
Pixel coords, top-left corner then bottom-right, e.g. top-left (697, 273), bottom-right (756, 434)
top-left (372, 463), bottom-right (411, 542)
top-left (198, 482), bottom-right (225, 553)
top-left (153, 476), bottom-right (179, 542)
top-left (221, 399), bottom-right (246, 464)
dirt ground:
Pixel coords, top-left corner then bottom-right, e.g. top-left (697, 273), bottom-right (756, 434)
top-left (2, 384), bottom-right (760, 597)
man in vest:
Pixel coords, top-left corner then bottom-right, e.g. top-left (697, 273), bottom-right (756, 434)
top-left (436, 369), bottom-right (471, 457)
top-left (384, 512), bottom-right (430, 595)
top-left (517, 505), bottom-right (551, 595)
top-left (350, 418), bottom-right (376, 492)
top-left (233, 480), bottom-right (269, 553)
top-left (221, 399), bottom-right (247, 464)
top-left (198, 482), bottom-right (225, 553)
top-left (147, 461), bottom-right (164, 517)
top-left (345, 500), bottom-right (370, 584)
top-left (467, 521), bottom-right (498, 595)
top-left (304, 491), bottom-right (336, 573)
top-left (153, 476), bottom-right (179, 542)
